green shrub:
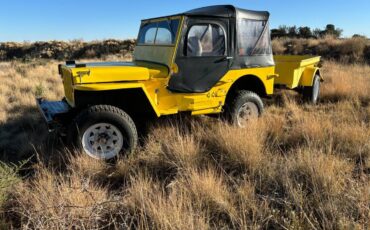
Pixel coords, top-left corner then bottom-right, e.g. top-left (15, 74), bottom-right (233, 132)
top-left (34, 83), bottom-right (45, 98)
top-left (0, 161), bottom-right (25, 229)
top-left (0, 160), bottom-right (28, 208)
top-left (0, 161), bottom-right (23, 207)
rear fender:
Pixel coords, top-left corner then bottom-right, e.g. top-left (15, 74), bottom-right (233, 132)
top-left (299, 67), bottom-right (323, 87)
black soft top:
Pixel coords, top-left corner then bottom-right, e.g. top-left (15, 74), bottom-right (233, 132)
top-left (143, 5), bottom-right (269, 21)
top-left (184, 5), bottom-right (269, 20)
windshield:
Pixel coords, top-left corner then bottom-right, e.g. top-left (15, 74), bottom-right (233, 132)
top-left (137, 19), bottom-right (180, 45)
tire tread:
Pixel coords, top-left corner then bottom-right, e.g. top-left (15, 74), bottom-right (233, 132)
top-left (70, 104), bottom-right (138, 158)
top-left (224, 90), bottom-right (264, 124)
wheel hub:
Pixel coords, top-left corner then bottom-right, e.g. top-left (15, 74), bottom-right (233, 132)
top-left (82, 123), bottom-right (124, 160)
top-left (97, 133), bottom-right (109, 144)
top-left (236, 102), bottom-right (259, 128)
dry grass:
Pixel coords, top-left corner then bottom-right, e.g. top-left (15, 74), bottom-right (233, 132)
top-left (321, 61), bottom-right (370, 102)
top-left (0, 59), bottom-right (369, 229)
top-left (0, 60), bottom-right (64, 161)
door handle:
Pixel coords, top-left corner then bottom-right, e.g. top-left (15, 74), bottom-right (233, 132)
top-left (216, 56), bottom-right (234, 63)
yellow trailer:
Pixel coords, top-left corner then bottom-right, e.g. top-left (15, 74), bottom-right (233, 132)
top-left (36, 5), bottom-right (322, 160)
top-left (274, 55), bottom-right (321, 89)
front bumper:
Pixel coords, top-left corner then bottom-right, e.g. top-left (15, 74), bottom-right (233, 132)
top-left (36, 98), bottom-right (71, 132)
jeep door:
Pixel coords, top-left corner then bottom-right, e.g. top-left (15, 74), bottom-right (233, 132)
top-left (168, 17), bottom-right (232, 93)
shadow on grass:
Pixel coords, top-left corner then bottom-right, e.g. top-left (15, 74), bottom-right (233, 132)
top-left (0, 104), bottom-right (200, 175)
top-left (0, 105), bottom-right (66, 168)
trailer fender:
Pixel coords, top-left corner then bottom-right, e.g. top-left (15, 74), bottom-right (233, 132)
top-left (299, 67), bottom-right (323, 87)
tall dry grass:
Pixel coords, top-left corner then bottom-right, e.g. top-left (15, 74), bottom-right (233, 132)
top-left (0, 59), bottom-right (369, 229)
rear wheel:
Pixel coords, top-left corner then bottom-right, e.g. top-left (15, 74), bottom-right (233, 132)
top-left (302, 74), bottom-right (321, 104)
top-left (70, 105), bottom-right (138, 160)
top-left (224, 90), bottom-right (264, 128)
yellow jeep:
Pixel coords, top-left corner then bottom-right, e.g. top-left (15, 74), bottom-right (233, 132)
top-left (37, 5), bottom-right (322, 160)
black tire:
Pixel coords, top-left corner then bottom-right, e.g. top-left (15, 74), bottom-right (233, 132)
top-left (224, 90), bottom-right (264, 127)
top-left (302, 74), bottom-right (321, 104)
top-left (68, 105), bottom-right (138, 160)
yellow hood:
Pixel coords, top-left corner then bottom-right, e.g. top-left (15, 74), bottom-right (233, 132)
top-left (66, 61), bottom-right (168, 84)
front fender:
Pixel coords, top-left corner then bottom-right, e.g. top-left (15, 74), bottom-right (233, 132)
top-left (73, 83), bottom-right (161, 117)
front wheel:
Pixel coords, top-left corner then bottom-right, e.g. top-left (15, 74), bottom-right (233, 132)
top-left (69, 105), bottom-right (138, 160)
top-left (224, 90), bottom-right (264, 128)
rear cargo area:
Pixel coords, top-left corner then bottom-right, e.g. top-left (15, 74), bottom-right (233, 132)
top-left (274, 55), bottom-right (321, 88)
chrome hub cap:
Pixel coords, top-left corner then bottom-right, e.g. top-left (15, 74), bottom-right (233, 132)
top-left (82, 123), bottom-right (124, 160)
top-left (236, 102), bottom-right (259, 128)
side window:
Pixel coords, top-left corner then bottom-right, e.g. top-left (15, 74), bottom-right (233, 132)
top-left (186, 24), bottom-right (225, 57)
top-left (237, 19), bottom-right (272, 56)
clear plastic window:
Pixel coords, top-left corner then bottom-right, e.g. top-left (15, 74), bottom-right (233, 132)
top-left (186, 24), bottom-right (225, 57)
top-left (237, 19), bottom-right (272, 56)
top-left (138, 19), bottom-right (180, 45)
top-left (155, 27), bottom-right (172, 44)
top-left (138, 23), bottom-right (157, 44)
top-left (155, 21), bottom-right (177, 44)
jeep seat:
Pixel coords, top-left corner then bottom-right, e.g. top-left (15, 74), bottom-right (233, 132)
top-left (187, 36), bottom-right (203, 56)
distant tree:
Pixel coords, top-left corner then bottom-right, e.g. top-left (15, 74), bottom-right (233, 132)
top-left (271, 25), bottom-right (288, 38)
top-left (325, 24), bottom-right (335, 32)
top-left (298, 27), bottom-right (312, 38)
top-left (288, 26), bottom-right (298, 37)
top-left (270, 29), bottom-right (280, 39)
top-left (334, 27), bottom-right (343, 38)
top-left (323, 24), bottom-right (343, 38)
top-left (278, 25), bottom-right (289, 35)
top-left (352, 34), bottom-right (367, 39)
top-left (312, 28), bottom-right (322, 38)
top-left (271, 24), bottom-right (343, 39)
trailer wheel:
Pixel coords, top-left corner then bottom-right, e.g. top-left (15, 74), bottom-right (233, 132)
top-left (302, 75), bottom-right (321, 104)
top-left (69, 105), bottom-right (138, 160)
top-left (225, 90), bottom-right (264, 128)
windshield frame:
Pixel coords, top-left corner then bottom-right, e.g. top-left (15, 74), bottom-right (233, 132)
top-left (137, 16), bottom-right (182, 47)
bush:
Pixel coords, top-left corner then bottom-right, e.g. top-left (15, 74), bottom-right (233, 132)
top-left (272, 39), bottom-right (286, 54)
top-left (272, 36), bottom-right (370, 63)
top-left (0, 161), bottom-right (24, 228)
top-left (364, 45), bottom-right (370, 63)
top-left (337, 37), bottom-right (367, 62)
top-left (0, 39), bottom-right (136, 61)
top-left (1, 36), bottom-right (369, 64)
top-left (0, 161), bottom-right (23, 206)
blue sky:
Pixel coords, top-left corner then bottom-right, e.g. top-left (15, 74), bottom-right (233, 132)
top-left (0, 0), bottom-right (369, 42)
